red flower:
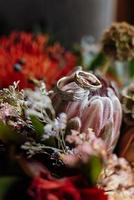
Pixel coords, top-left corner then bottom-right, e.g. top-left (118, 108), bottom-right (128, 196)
top-left (0, 32), bottom-right (76, 89)
top-left (29, 174), bottom-right (107, 200)
top-left (81, 188), bottom-right (107, 200)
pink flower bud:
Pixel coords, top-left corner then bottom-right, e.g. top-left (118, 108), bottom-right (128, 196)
top-left (52, 70), bottom-right (122, 152)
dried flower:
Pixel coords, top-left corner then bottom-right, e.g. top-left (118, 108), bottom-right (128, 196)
top-left (21, 141), bottom-right (62, 159)
top-left (0, 82), bottom-right (31, 131)
top-left (102, 22), bottom-right (134, 60)
top-left (43, 113), bottom-right (67, 139)
top-left (25, 83), bottom-right (55, 123)
top-left (0, 81), bottom-right (25, 115)
top-left (98, 154), bottom-right (134, 200)
top-left (52, 69), bottom-right (122, 152)
top-left (122, 83), bottom-right (134, 125)
top-left (0, 103), bottom-right (18, 123)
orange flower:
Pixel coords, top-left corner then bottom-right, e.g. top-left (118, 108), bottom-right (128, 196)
top-left (0, 32), bottom-right (76, 89)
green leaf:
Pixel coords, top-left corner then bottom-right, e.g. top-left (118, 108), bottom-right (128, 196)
top-left (82, 156), bottom-right (102, 185)
top-left (89, 156), bottom-right (102, 184)
top-left (30, 115), bottom-right (44, 139)
top-left (88, 52), bottom-right (107, 71)
top-left (0, 177), bottom-right (18, 200)
top-left (0, 122), bottom-right (25, 144)
top-left (128, 59), bottom-right (134, 78)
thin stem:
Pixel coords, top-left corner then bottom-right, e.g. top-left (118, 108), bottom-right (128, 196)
top-left (101, 57), bottom-right (111, 75)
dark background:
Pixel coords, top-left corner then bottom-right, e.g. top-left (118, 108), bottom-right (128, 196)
top-left (0, 0), bottom-right (133, 46)
top-left (117, 0), bottom-right (134, 23)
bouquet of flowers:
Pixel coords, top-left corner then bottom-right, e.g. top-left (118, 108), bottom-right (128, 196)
top-left (0, 23), bottom-right (134, 200)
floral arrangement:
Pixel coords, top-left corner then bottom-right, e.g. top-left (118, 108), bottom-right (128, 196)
top-left (0, 23), bottom-right (134, 200)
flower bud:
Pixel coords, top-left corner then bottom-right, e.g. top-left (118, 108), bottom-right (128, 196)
top-left (52, 69), bottom-right (122, 152)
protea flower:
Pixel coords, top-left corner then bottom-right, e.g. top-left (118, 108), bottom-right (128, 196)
top-left (52, 69), bottom-right (122, 152)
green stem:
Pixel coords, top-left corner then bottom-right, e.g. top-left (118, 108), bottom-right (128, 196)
top-left (101, 57), bottom-right (111, 75)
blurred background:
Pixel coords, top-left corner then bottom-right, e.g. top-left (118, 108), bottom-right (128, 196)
top-left (0, 0), bottom-right (133, 47)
